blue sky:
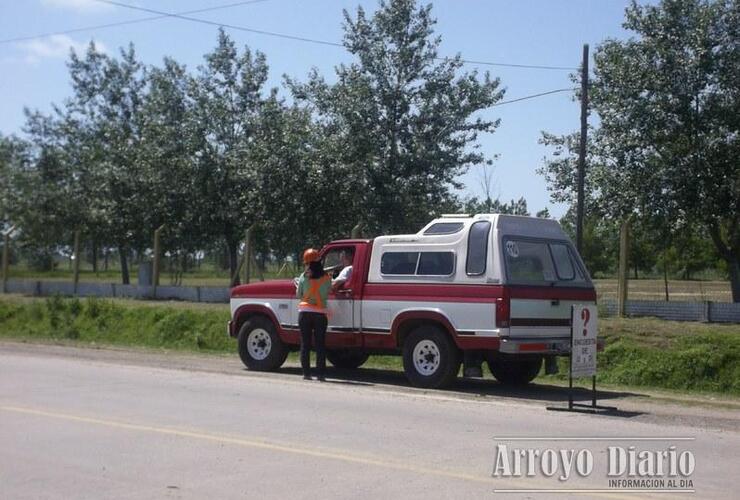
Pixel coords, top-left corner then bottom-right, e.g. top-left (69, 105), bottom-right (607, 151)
top-left (0, 0), bottom-right (636, 218)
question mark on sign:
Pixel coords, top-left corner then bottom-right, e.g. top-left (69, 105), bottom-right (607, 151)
top-left (581, 308), bottom-right (590, 337)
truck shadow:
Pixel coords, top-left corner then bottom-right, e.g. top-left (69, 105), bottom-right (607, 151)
top-left (278, 366), bottom-right (645, 417)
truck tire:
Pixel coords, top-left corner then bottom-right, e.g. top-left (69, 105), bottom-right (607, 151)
top-left (487, 354), bottom-right (542, 386)
top-left (237, 316), bottom-right (288, 371)
top-left (326, 349), bottom-right (370, 369)
top-left (402, 326), bottom-right (460, 389)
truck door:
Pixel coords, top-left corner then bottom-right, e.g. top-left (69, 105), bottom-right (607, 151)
top-left (502, 238), bottom-right (596, 339)
top-left (322, 245), bottom-right (361, 348)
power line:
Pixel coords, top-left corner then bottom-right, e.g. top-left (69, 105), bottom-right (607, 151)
top-left (454, 59), bottom-right (576, 71)
top-left (0, 0), bottom-right (269, 45)
top-left (96, 0), bottom-right (343, 47)
top-left (93, 0), bottom-right (577, 71)
top-left (492, 88), bottom-right (575, 106)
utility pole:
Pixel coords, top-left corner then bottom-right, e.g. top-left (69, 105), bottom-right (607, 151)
top-left (576, 43), bottom-right (589, 253)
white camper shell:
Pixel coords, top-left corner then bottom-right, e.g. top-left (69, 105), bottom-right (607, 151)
top-left (368, 214), bottom-right (593, 287)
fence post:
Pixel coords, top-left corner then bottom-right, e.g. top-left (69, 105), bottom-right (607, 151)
top-left (72, 230), bottom-right (81, 294)
top-left (152, 224), bottom-right (164, 295)
top-left (2, 226), bottom-right (17, 294)
top-left (617, 220), bottom-right (630, 318)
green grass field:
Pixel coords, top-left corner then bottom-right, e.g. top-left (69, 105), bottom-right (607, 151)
top-left (0, 295), bottom-right (737, 395)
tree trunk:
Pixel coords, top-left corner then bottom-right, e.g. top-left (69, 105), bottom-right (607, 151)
top-left (119, 245), bottom-right (130, 285)
top-left (707, 222), bottom-right (740, 303)
top-left (663, 252), bottom-right (669, 302)
top-left (634, 265), bottom-right (638, 280)
top-left (91, 239), bottom-right (98, 273)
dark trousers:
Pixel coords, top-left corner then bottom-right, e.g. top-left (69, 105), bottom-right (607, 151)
top-left (299, 311), bottom-right (327, 376)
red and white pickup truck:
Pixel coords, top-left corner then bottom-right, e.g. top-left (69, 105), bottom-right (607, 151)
top-left (228, 214), bottom-right (596, 388)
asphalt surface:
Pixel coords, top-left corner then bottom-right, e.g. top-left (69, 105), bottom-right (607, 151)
top-left (0, 341), bottom-right (738, 499)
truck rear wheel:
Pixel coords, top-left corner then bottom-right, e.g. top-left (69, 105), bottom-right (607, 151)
top-left (237, 316), bottom-right (288, 371)
top-left (326, 349), bottom-right (370, 369)
top-left (487, 354), bottom-right (542, 386)
top-left (402, 326), bottom-right (460, 389)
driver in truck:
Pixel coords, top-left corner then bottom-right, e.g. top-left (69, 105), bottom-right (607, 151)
top-left (331, 249), bottom-right (354, 291)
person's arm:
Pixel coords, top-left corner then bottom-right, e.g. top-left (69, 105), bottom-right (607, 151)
top-left (332, 266), bottom-right (352, 291)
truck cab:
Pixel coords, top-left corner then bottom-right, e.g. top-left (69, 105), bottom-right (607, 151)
top-left (228, 214), bottom-right (596, 389)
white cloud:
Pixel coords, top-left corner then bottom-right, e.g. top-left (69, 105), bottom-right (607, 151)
top-left (15, 35), bottom-right (106, 64)
top-left (41, 0), bottom-right (113, 12)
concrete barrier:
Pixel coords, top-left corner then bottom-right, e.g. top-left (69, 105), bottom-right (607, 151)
top-left (155, 285), bottom-right (199, 302)
top-left (198, 286), bottom-right (231, 303)
top-left (600, 299), bottom-right (740, 323)
top-left (39, 281), bottom-right (76, 296)
top-left (5, 279), bottom-right (40, 296)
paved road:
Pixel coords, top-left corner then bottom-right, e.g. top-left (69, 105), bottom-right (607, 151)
top-left (0, 343), bottom-right (738, 499)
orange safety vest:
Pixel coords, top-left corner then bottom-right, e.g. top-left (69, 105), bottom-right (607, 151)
top-left (298, 274), bottom-right (331, 313)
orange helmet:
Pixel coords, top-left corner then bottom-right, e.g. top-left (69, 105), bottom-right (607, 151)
top-left (302, 248), bottom-right (320, 264)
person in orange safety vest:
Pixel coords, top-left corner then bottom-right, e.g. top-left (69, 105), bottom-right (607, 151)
top-left (296, 248), bottom-right (331, 381)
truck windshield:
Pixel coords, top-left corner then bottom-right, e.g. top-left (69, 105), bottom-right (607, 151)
top-left (503, 238), bottom-right (586, 285)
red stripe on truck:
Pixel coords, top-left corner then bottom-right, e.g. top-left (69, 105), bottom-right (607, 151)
top-left (363, 283), bottom-right (595, 303)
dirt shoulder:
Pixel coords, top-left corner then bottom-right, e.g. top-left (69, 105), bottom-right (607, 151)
top-left (2, 338), bottom-right (738, 433)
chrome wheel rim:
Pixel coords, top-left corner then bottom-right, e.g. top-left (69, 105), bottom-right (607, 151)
top-left (247, 328), bottom-right (271, 360)
top-left (413, 340), bottom-right (440, 376)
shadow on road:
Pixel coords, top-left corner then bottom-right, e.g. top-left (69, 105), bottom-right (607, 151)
top-left (268, 366), bottom-right (646, 417)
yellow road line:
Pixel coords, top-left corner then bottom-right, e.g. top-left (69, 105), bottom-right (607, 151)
top-left (0, 405), bottom-right (675, 500)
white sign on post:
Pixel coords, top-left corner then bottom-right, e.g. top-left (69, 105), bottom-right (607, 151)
top-left (571, 304), bottom-right (597, 378)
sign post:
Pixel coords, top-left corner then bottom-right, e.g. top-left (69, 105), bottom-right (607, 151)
top-left (547, 304), bottom-right (617, 414)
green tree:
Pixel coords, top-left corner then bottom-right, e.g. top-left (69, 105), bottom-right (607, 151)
top-left (590, 0), bottom-right (740, 300)
top-left (289, 0), bottom-right (504, 235)
top-left (191, 29), bottom-right (271, 280)
top-left (62, 43), bottom-right (148, 283)
top-left (138, 57), bottom-right (204, 277)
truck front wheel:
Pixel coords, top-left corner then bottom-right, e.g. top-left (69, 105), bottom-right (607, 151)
top-left (487, 354), bottom-right (542, 386)
top-left (402, 326), bottom-right (460, 389)
top-left (237, 316), bottom-right (288, 371)
top-left (326, 349), bottom-right (370, 369)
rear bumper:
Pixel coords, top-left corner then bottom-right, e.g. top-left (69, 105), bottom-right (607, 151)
top-left (499, 337), bottom-right (605, 355)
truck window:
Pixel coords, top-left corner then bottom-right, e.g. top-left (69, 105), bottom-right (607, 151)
top-left (550, 243), bottom-right (576, 280)
top-left (423, 222), bottom-right (464, 235)
top-left (504, 238), bottom-right (586, 285)
top-left (466, 221), bottom-right (490, 275)
top-left (381, 252), bottom-right (419, 275)
top-left (417, 252), bottom-right (454, 276)
top-left (380, 251), bottom-right (455, 276)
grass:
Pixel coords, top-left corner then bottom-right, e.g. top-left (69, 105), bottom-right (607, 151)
top-left (0, 295), bottom-right (738, 396)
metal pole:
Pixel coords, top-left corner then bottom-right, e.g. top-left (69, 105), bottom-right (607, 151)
top-left (576, 44), bottom-right (589, 254)
top-left (72, 230), bottom-right (81, 294)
